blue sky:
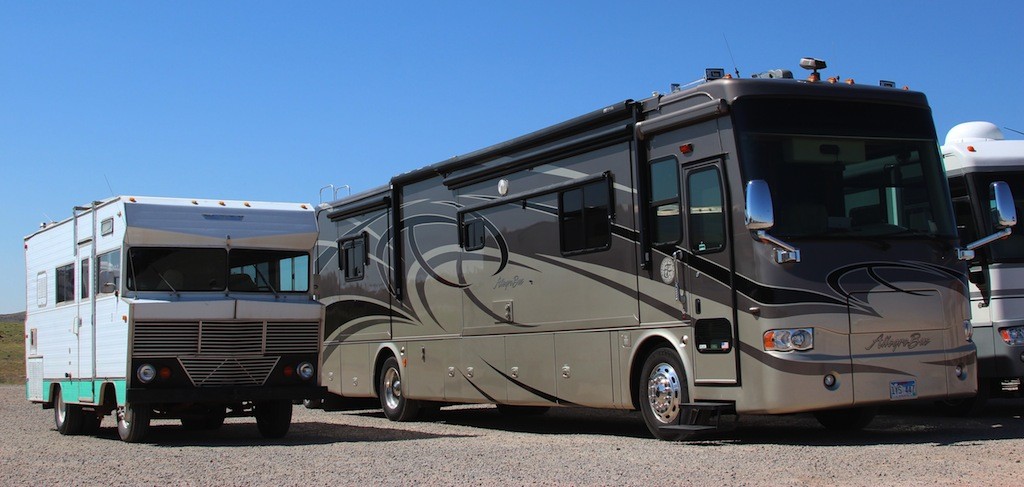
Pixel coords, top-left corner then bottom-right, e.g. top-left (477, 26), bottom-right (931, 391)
top-left (2, 1), bottom-right (1022, 313)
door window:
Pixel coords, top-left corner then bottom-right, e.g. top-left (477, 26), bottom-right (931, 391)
top-left (687, 167), bottom-right (726, 254)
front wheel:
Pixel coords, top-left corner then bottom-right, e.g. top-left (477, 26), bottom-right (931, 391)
top-left (813, 407), bottom-right (877, 431)
top-left (638, 347), bottom-right (692, 441)
top-left (117, 403), bottom-right (152, 443)
top-left (54, 387), bottom-right (84, 435)
top-left (379, 356), bottom-right (421, 421)
top-left (255, 400), bottom-right (292, 438)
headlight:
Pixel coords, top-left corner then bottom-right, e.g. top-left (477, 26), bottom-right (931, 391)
top-left (297, 362), bottom-right (315, 381)
top-left (999, 326), bottom-right (1024, 346)
top-left (763, 328), bottom-right (814, 352)
top-left (136, 364), bottom-right (157, 384)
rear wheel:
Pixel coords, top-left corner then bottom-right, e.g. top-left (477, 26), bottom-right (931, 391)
top-left (937, 380), bottom-right (990, 417)
top-left (53, 387), bottom-right (84, 435)
top-left (117, 403), bottom-right (152, 443)
top-left (255, 400), bottom-right (292, 438)
top-left (638, 347), bottom-right (692, 441)
top-left (379, 356), bottom-right (421, 421)
top-left (813, 407), bottom-right (877, 431)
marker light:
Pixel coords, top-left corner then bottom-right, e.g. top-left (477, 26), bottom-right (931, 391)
top-left (297, 362), bottom-right (315, 381)
top-left (159, 367), bottom-right (172, 380)
top-left (964, 320), bottom-right (974, 342)
top-left (679, 144), bottom-right (694, 155)
top-left (999, 326), bottom-right (1024, 346)
top-left (283, 365), bottom-right (294, 377)
top-left (764, 328), bottom-right (814, 352)
top-left (137, 364), bottom-right (157, 384)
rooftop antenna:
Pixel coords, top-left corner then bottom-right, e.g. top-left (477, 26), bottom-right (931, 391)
top-left (723, 34), bottom-right (740, 78)
top-left (1004, 126), bottom-right (1024, 137)
top-left (103, 174), bottom-right (116, 198)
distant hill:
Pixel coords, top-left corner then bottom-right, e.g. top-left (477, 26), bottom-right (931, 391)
top-left (0, 312), bottom-right (25, 323)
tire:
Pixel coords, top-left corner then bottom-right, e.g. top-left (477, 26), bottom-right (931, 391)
top-left (378, 356), bottom-right (421, 421)
top-left (937, 380), bottom-right (990, 417)
top-left (496, 405), bottom-right (550, 416)
top-left (53, 387), bottom-right (84, 435)
top-left (181, 406), bottom-right (227, 431)
top-left (813, 407), bottom-right (877, 431)
top-left (638, 347), bottom-right (693, 441)
top-left (117, 403), bottom-right (152, 443)
top-left (255, 400), bottom-right (292, 439)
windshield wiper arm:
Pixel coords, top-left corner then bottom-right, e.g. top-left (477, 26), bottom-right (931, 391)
top-left (253, 266), bottom-right (279, 297)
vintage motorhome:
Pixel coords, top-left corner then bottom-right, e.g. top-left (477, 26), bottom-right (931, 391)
top-left (944, 121), bottom-right (1024, 413)
top-left (316, 60), bottom-right (1007, 440)
top-left (25, 196), bottom-right (323, 442)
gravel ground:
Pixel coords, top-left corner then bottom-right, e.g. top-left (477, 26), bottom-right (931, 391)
top-left (1, 384), bottom-right (1023, 486)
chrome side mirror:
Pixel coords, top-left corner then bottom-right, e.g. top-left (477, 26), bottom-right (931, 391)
top-left (745, 180), bottom-right (775, 231)
top-left (958, 181), bottom-right (1017, 260)
top-left (745, 179), bottom-right (799, 263)
top-left (991, 181), bottom-right (1017, 229)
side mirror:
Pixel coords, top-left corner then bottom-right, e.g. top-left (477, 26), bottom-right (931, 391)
top-left (745, 180), bottom-right (775, 230)
top-left (990, 181), bottom-right (1017, 229)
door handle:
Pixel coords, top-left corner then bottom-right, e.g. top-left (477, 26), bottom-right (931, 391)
top-left (672, 250), bottom-right (688, 314)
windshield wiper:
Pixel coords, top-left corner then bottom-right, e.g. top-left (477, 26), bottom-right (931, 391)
top-left (253, 266), bottom-right (279, 297)
top-left (155, 268), bottom-right (180, 297)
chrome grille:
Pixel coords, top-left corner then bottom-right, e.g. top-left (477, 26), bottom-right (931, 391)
top-left (179, 356), bottom-right (280, 387)
top-left (133, 322), bottom-right (200, 356)
top-left (200, 322), bottom-right (264, 355)
top-left (266, 322), bottom-right (320, 354)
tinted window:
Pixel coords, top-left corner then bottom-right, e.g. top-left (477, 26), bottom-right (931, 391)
top-left (688, 167), bottom-right (726, 253)
top-left (560, 179), bottom-right (611, 254)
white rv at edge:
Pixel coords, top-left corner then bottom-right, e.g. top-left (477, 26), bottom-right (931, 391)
top-left (24, 195), bottom-right (324, 442)
top-left (944, 121), bottom-right (1024, 412)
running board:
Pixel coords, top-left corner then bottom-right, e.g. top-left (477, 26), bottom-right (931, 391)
top-left (657, 401), bottom-right (736, 432)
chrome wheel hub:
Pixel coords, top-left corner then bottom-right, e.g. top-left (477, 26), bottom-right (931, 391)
top-left (647, 362), bottom-right (681, 424)
top-left (383, 367), bottom-right (403, 410)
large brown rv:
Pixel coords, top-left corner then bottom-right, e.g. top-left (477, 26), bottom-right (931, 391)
top-left (315, 60), bottom-right (1000, 440)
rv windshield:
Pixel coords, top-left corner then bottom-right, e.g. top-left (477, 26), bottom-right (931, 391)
top-left (734, 98), bottom-right (956, 240)
top-left (126, 247), bottom-right (311, 293)
top-left (126, 248), bottom-right (227, 292)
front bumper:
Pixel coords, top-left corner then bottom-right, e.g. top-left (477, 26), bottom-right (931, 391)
top-left (127, 385), bottom-right (326, 404)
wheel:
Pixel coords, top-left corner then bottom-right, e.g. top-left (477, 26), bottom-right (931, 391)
top-left (937, 380), bottom-right (990, 417)
top-left (638, 347), bottom-right (693, 441)
top-left (813, 407), bottom-right (877, 431)
top-left (53, 387), bottom-right (84, 435)
top-left (379, 356), bottom-right (421, 421)
top-left (117, 403), bottom-right (152, 443)
top-left (81, 412), bottom-right (102, 435)
top-left (496, 405), bottom-right (550, 416)
top-left (255, 400), bottom-right (292, 438)
top-left (181, 406), bottom-right (227, 431)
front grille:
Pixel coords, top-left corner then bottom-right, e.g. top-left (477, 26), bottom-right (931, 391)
top-left (133, 322), bottom-right (200, 356)
top-left (179, 356), bottom-right (280, 387)
top-left (133, 320), bottom-right (320, 387)
top-left (200, 322), bottom-right (264, 355)
top-left (266, 322), bottom-right (319, 354)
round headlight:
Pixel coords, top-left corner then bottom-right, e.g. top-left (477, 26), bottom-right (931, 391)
top-left (137, 364), bottom-right (157, 384)
top-left (297, 362), bottom-right (315, 381)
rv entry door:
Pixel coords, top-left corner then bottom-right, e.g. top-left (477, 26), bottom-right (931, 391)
top-left (678, 160), bottom-right (738, 385)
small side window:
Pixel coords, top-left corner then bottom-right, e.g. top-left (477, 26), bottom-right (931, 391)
top-left (559, 178), bottom-right (612, 255)
top-left (29, 328), bottom-right (38, 355)
top-left (80, 258), bottom-right (90, 299)
top-left (339, 233), bottom-right (367, 281)
top-left (56, 263), bottom-right (75, 304)
top-left (463, 218), bottom-right (485, 251)
top-left (101, 218), bottom-right (114, 236)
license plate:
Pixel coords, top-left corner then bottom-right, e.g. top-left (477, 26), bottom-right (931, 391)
top-left (890, 380), bottom-right (917, 400)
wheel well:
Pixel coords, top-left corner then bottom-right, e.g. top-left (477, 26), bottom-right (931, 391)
top-left (372, 349), bottom-right (396, 398)
top-left (98, 382), bottom-right (118, 414)
top-left (628, 337), bottom-right (676, 411)
top-left (46, 383), bottom-right (61, 408)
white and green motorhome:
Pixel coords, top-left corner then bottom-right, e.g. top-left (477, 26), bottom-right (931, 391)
top-left (944, 122), bottom-right (1024, 412)
top-left (24, 195), bottom-right (324, 442)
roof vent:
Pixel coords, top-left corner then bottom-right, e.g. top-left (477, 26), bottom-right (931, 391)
top-left (945, 121), bottom-right (1005, 145)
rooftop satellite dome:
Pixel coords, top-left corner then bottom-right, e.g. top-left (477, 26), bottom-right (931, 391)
top-left (945, 121), bottom-right (1005, 145)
